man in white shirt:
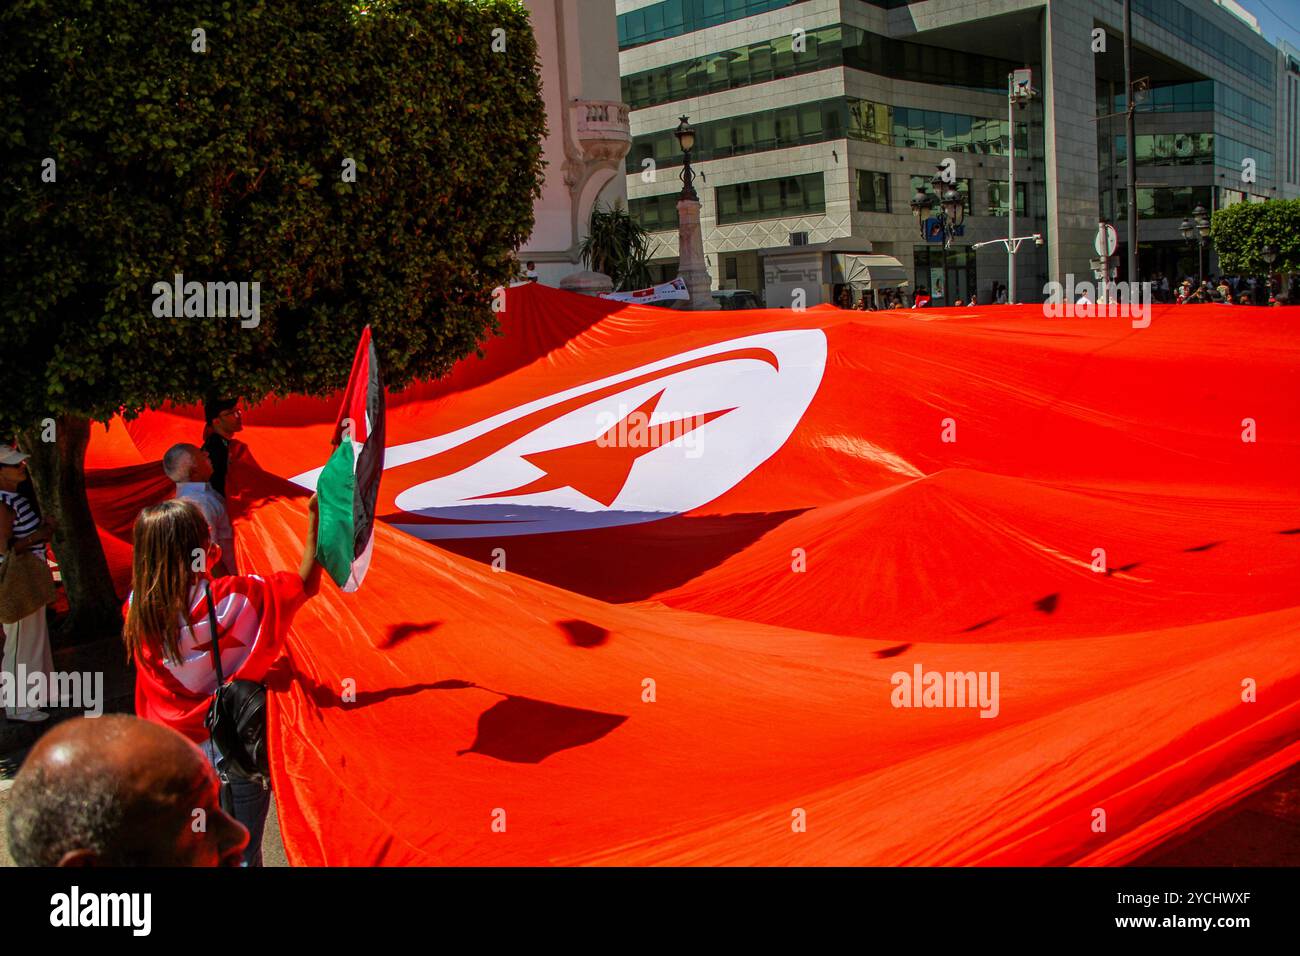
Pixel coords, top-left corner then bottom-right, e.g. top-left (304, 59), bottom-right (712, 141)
top-left (162, 443), bottom-right (236, 577)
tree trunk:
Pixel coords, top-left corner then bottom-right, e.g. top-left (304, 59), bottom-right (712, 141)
top-left (16, 415), bottom-right (122, 642)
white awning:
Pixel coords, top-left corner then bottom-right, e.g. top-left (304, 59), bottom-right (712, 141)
top-left (834, 254), bottom-right (908, 289)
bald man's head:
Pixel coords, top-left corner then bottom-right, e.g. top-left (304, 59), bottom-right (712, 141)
top-left (7, 715), bottom-right (247, 867)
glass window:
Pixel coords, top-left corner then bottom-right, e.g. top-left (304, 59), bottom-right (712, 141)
top-left (924, 111), bottom-right (941, 149)
top-left (941, 113), bottom-right (959, 150)
top-left (857, 170), bottom-right (889, 213)
top-left (953, 114), bottom-right (972, 151)
top-left (807, 103), bottom-right (828, 137)
top-left (716, 173), bottom-right (824, 224)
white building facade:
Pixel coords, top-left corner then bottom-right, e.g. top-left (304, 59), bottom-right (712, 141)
top-left (520, 0), bottom-right (633, 288)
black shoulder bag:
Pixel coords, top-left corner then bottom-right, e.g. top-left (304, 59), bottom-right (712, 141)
top-left (202, 582), bottom-right (270, 790)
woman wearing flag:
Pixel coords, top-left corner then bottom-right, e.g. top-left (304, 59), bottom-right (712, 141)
top-left (122, 495), bottom-right (322, 866)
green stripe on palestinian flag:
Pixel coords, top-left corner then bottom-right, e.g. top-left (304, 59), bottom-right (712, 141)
top-left (316, 325), bottom-right (385, 591)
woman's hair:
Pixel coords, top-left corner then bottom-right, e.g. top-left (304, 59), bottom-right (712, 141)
top-left (123, 499), bottom-right (210, 666)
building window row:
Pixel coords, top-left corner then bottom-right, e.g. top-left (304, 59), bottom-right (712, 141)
top-left (1289, 75), bottom-right (1298, 186)
top-left (876, 102), bottom-right (1031, 157)
top-left (632, 173), bottom-right (827, 231)
top-left (1110, 132), bottom-right (1215, 166)
top-left (628, 97), bottom-right (1032, 176)
top-left (1216, 83), bottom-right (1273, 129)
top-left (1214, 134), bottom-right (1274, 180)
top-left (1098, 78), bottom-right (1271, 130)
top-left (628, 193), bottom-right (682, 232)
top-left (628, 99), bottom-right (844, 172)
top-left (1128, 0), bottom-right (1273, 88)
top-left (620, 23), bottom-right (1021, 110)
top-left (631, 168), bottom-right (1036, 234)
top-left (1113, 184), bottom-right (1215, 220)
top-left (716, 172), bottom-right (826, 224)
top-left (1100, 79), bottom-right (1214, 115)
top-left (617, 0), bottom-right (808, 51)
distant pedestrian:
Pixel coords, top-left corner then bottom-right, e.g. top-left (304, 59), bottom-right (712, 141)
top-left (202, 397), bottom-right (244, 498)
top-left (525, 261), bottom-right (540, 283)
top-left (164, 443), bottom-right (236, 577)
top-left (0, 445), bottom-right (54, 724)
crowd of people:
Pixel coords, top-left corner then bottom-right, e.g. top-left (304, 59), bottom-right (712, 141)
top-left (834, 273), bottom-right (1290, 310)
top-left (1157, 272), bottom-right (1291, 306)
top-left (3, 396), bottom-right (323, 867)
top-left (836, 286), bottom-right (932, 310)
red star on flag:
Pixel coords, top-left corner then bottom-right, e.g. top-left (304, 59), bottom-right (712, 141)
top-left (470, 389), bottom-right (734, 507)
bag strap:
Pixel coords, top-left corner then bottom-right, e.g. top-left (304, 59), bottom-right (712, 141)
top-left (203, 580), bottom-right (225, 687)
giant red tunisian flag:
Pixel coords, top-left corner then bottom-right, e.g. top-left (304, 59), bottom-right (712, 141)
top-left (85, 286), bottom-right (1300, 865)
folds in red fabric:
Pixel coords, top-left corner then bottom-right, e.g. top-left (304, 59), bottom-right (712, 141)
top-left (87, 287), bottom-right (1300, 864)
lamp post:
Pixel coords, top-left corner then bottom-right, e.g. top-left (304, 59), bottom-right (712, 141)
top-left (1261, 243), bottom-right (1278, 302)
top-left (1007, 68), bottom-right (1037, 303)
top-left (1178, 203), bottom-right (1211, 286)
top-left (675, 115), bottom-right (698, 201)
top-left (673, 115), bottom-right (713, 310)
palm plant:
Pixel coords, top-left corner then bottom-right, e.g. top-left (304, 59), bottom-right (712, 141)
top-left (578, 200), bottom-right (657, 291)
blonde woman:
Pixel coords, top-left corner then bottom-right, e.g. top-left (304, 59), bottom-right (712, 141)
top-left (123, 496), bottom-right (320, 865)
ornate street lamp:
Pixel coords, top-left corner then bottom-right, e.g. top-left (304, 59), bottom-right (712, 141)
top-left (671, 115), bottom-right (712, 309)
top-left (674, 115), bottom-right (698, 201)
top-left (1180, 203), bottom-right (1211, 287)
top-left (911, 170), bottom-right (964, 250)
top-left (1261, 243), bottom-right (1278, 269)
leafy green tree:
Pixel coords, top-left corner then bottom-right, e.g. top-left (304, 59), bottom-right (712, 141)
top-left (578, 200), bottom-right (657, 291)
top-left (1210, 199), bottom-right (1300, 296)
top-left (0, 0), bottom-right (546, 635)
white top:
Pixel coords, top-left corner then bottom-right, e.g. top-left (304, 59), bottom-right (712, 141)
top-left (175, 482), bottom-right (237, 574)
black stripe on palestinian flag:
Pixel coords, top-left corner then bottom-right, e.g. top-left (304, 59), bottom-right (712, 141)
top-left (316, 326), bottom-right (385, 591)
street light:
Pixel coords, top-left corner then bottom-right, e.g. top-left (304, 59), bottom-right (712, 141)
top-left (674, 115), bottom-right (698, 201)
top-left (1179, 203), bottom-right (1211, 286)
top-left (1007, 68), bottom-right (1037, 303)
top-left (1261, 243), bottom-right (1278, 268)
top-left (671, 115), bottom-right (712, 309)
top-left (911, 170), bottom-right (965, 249)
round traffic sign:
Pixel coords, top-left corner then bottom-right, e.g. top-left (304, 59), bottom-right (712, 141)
top-left (1095, 223), bottom-right (1118, 257)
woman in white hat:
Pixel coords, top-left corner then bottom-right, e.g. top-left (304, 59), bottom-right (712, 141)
top-left (0, 446), bottom-right (55, 723)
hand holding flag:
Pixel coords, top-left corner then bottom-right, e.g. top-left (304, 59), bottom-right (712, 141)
top-left (315, 326), bottom-right (386, 591)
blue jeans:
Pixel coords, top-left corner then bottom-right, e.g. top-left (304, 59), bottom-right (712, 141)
top-left (200, 737), bottom-right (271, 867)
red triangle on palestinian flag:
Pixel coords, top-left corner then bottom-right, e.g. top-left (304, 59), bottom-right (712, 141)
top-left (315, 325), bottom-right (385, 591)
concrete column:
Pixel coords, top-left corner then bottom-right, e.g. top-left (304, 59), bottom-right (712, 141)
top-left (1043, 0), bottom-right (1102, 288)
top-left (676, 198), bottom-right (715, 310)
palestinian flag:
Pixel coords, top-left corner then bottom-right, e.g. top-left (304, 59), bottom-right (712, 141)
top-left (316, 326), bottom-right (385, 591)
